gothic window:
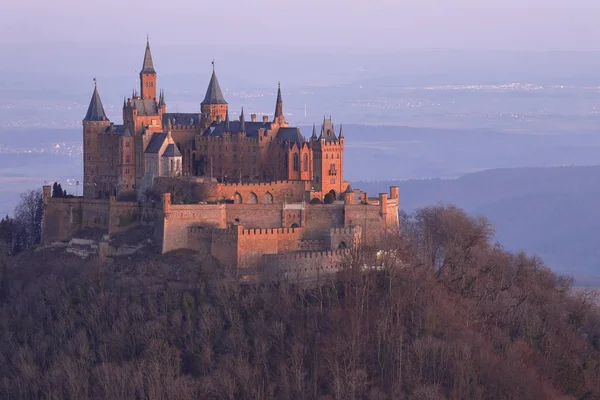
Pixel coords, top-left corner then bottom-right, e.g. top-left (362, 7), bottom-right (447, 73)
top-left (326, 154), bottom-right (329, 159)
top-left (125, 141), bottom-right (130, 148)
top-left (248, 192), bottom-right (258, 204)
top-left (263, 192), bottom-right (274, 204)
top-left (234, 192), bottom-right (242, 204)
top-left (303, 154), bottom-right (308, 172)
top-left (293, 153), bottom-right (299, 171)
top-left (126, 155), bottom-right (131, 163)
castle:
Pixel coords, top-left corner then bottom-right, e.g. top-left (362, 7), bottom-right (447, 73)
top-left (42, 40), bottom-right (400, 281)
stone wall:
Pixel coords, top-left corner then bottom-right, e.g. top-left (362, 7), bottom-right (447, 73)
top-left (42, 197), bottom-right (84, 244)
top-left (260, 248), bottom-right (353, 283)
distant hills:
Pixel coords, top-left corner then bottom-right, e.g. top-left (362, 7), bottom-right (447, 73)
top-left (356, 165), bottom-right (600, 285)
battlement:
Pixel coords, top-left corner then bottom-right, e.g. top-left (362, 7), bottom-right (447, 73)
top-left (330, 226), bottom-right (360, 235)
top-left (220, 180), bottom-right (307, 188)
top-left (263, 248), bottom-right (351, 262)
top-left (241, 227), bottom-right (303, 236)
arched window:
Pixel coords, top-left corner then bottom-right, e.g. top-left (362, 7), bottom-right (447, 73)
top-left (234, 192), bottom-right (243, 204)
top-left (248, 192), bottom-right (258, 204)
top-left (303, 153), bottom-right (308, 172)
top-left (263, 191), bottom-right (274, 204)
top-left (293, 153), bottom-right (299, 171)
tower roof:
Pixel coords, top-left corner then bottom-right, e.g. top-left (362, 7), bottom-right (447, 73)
top-left (201, 64), bottom-right (227, 105)
top-left (84, 82), bottom-right (108, 121)
top-left (274, 82), bottom-right (283, 119)
top-left (140, 39), bottom-right (156, 74)
top-left (239, 107), bottom-right (246, 132)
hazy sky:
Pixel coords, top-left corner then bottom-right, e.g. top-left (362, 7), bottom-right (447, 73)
top-left (3, 0), bottom-right (600, 51)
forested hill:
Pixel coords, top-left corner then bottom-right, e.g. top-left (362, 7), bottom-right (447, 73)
top-left (356, 165), bottom-right (600, 283)
top-left (0, 205), bottom-right (599, 398)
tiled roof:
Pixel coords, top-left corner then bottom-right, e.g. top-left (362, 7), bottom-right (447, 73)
top-left (84, 85), bottom-right (108, 121)
top-left (145, 132), bottom-right (168, 153)
top-left (163, 113), bottom-right (201, 126)
top-left (162, 143), bottom-right (182, 157)
top-left (201, 70), bottom-right (227, 105)
top-left (140, 41), bottom-right (156, 74)
top-left (131, 99), bottom-right (158, 116)
top-left (205, 121), bottom-right (272, 138)
top-left (276, 127), bottom-right (305, 144)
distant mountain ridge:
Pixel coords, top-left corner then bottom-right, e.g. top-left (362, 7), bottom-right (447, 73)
top-left (356, 165), bottom-right (600, 284)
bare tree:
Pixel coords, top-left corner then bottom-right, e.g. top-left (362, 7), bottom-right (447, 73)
top-left (14, 189), bottom-right (43, 248)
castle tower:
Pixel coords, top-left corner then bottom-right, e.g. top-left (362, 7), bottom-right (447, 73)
top-left (273, 82), bottom-right (285, 126)
top-left (312, 117), bottom-right (344, 200)
top-left (201, 62), bottom-right (228, 122)
top-left (140, 39), bottom-right (157, 100)
top-left (117, 127), bottom-right (135, 199)
top-left (82, 81), bottom-right (110, 199)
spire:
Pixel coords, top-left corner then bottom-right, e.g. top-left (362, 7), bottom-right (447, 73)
top-left (201, 64), bottom-right (227, 105)
top-left (311, 123), bottom-right (317, 140)
top-left (84, 80), bottom-right (108, 121)
top-left (239, 107), bottom-right (246, 132)
top-left (339, 124), bottom-right (344, 138)
top-left (224, 111), bottom-right (230, 132)
top-left (274, 82), bottom-right (283, 120)
top-left (123, 97), bottom-right (127, 109)
top-left (140, 38), bottom-right (156, 74)
top-left (158, 89), bottom-right (165, 107)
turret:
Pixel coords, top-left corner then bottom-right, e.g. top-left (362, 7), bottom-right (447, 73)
top-left (274, 82), bottom-right (285, 125)
top-left (239, 107), bottom-right (246, 132)
top-left (201, 61), bottom-right (228, 121)
top-left (140, 38), bottom-right (157, 100)
top-left (224, 111), bottom-right (231, 133)
top-left (83, 81), bottom-right (111, 199)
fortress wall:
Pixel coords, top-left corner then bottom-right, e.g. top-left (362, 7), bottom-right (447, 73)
top-left (236, 227), bottom-right (305, 269)
top-left (262, 248), bottom-right (352, 282)
top-left (161, 204), bottom-right (226, 253)
top-left (304, 204), bottom-right (344, 238)
top-left (328, 226), bottom-right (362, 250)
top-left (81, 200), bottom-right (111, 230)
top-left (343, 204), bottom-right (388, 247)
top-left (218, 180), bottom-right (309, 204)
top-left (226, 204), bottom-right (283, 228)
top-left (211, 228), bottom-right (240, 269)
top-left (42, 198), bottom-right (84, 244)
top-left (108, 201), bottom-right (143, 234)
top-left (154, 178), bottom-right (310, 204)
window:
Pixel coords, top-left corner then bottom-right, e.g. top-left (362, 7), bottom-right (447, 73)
top-left (303, 154), bottom-right (308, 172)
top-left (326, 154), bottom-right (329, 159)
top-left (125, 155), bottom-right (131, 163)
top-left (125, 141), bottom-right (130, 148)
top-left (330, 178), bottom-right (336, 184)
top-left (293, 153), bottom-right (299, 171)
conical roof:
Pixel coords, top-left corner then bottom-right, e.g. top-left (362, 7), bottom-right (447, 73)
top-left (274, 82), bottom-right (283, 118)
top-left (84, 83), bottom-right (108, 121)
top-left (201, 67), bottom-right (227, 105)
top-left (239, 107), bottom-right (246, 132)
top-left (140, 40), bottom-right (156, 74)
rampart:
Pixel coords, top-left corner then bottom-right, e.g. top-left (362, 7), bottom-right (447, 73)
top-left (153, 177), bottom-right (310, 204)
top-left (257, 248), bottom-right (353, 283)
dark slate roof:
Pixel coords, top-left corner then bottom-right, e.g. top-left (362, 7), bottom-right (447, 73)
top-left (320, 120), bottom-right (338, 142)
top-left (84, 85), bottom-right (108, 121)
top-left (201, 70), bottom-right (227, 105)
top-left (276, 127), bottom-right (305, 144)
top-left (131, 99), bottom-right (158, 116)
top-left (104, 124), bottom-right (126, 135)
top-left (162, 143), bottom-right (182, 157)
top-left (163, 113), bottom-right (201, 126)
top-left (140, 41), bottom-right (156, 74)
top-left (205, 121), bottom-right (272, 138)
top-left (145, 132), bottom-right (168, 153)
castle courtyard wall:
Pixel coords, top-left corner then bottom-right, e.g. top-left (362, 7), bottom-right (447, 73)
top-left (42, 198), bottom-right (84, 244)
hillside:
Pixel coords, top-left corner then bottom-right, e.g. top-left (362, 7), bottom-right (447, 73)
top-left (0, 205), bottom-right (599, 399)
top-left (356, 165), bottom-right (600, 283)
